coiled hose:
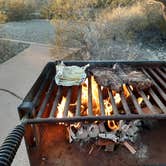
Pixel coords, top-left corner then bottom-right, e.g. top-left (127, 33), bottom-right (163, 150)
top-left (0, 123), bottom-right (25, 166)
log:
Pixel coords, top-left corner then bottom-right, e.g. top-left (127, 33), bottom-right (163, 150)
top-left (123, 141), bottom-right (136, 154)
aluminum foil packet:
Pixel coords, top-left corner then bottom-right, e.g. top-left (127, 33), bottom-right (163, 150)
top-left (55, 62), bottom-right (89, 86)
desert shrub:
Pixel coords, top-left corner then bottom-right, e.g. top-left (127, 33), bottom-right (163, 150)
top-left (98, 1), bottom-right (166, 41)
top-left (52, 0), bottom-right (166, 60)
top-left (0, 11), bottom-right (7, 23)
top-left (95, 0), bottom-right (138, 8)
top-left (41, 0), bottom-right (98, 20)
top-left (0, 0), bottom-right (36, 22)
top-left (54, 1), bottom-right (166, 46)
top-left (6, 0), bottom-right (35, 21)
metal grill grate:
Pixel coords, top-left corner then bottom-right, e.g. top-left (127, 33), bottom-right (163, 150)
top-left (18, 61), bottom-right (166, 124)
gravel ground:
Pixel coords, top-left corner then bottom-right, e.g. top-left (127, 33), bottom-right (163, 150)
top-left (0, 19), bottom-right (55, 44)
top-left (0, 19), bottom-right (55, 64)
top-left (0, 41), bottom-right (29, 64)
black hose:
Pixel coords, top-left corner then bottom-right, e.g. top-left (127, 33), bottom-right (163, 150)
top-left (0, 123), bottom-right (25, 166)
top-left (0, 89), bottom-right (23, 101)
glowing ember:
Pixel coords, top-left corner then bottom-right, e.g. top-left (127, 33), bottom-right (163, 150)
top-left (108, 120), bottom-right (119, 131)
top-left (104, 99), bottom-right (119, 131)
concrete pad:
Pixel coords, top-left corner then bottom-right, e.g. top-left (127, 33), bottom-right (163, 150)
top-left (0, 45), bottom-right (54, 166)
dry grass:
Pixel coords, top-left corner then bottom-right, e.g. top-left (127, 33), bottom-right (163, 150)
top-left (98, 1), bottom-right (166, 41)
top-left (52, 0), bottom-right (166, 60)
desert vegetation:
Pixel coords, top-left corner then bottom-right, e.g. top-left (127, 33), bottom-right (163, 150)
top-left (0, 0), bottom-right (39, 22)
top-left (0, 0), bottom-right (166, 62)
top-left (48, 0), bottom-right (166, 60)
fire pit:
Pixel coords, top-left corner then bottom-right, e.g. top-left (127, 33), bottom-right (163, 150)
top-left (0, 61), bottom-right (166, 166)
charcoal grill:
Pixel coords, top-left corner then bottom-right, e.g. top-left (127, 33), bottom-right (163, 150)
top-left (19, 60), bottom-right (166, 122)
top-left (0, 60), bottom-right (166, 166)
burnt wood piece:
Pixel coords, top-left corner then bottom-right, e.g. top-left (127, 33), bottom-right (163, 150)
top-left (90, 67), bottom-right (123, 92)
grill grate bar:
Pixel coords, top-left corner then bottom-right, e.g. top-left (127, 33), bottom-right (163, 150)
top-left (148, 68), bottom-right (166, 89)
top-left (63, 87), bottom-right (72, 117)
top-left (26, 114), bottom-right (166, 124)
top-left (88, 76), bottom-right (93, 116)
top-left (37, 79), bottom-right (55, 118)
top-left (75, 86), bottom-right (82, 116)
top-left (120, 91), bottom-right (131, 114)
top-left (49, 86), bottom-right (62, 117)
top-left (142, 68), bottom-right (166, 101)
top-left (108, 89), bottom-right (119, 115)
top-left (156, 68), bottom-right (166, 80)
top-left (19, 62), bottom-right (166, 123)
top-left (32, 70), bottom-right (52, 106)
top-left (162, 67), bottom-right (166, 73)
top-left (98, 85), bottom-right (105, 116)
top-left (139, 90), bottom-right (156, 114)
top-left (126, 85), bottom-right (143, 114)
top-left (149, 88), bottom-right (166, 113)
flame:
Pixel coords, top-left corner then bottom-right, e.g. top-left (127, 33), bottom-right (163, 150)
top-left (81, 79), bottom-right (88, 115)
top-left (104, 99), bottom-right (119, 131)
top-left (138, 97), bottom-right (143, 105)
top-left (129, 85), bottom-right (133, 90)
top-left (114, 93), bottom-right (121, 104)
top-left (104, 99), bottom-right (113, 115)
top-left (57, 97), bottom-right (66, 118)
top-left (91, 76), bottom-right (100, 115)
top-left (81, 77), bottom-right (100, 115)
top-left (82, 79), bottom-right (88, 105)
top-left (56, 78), bottom-right (133, 131)
top-left (108, 120), bottom-right (119, 130)
top-left (123, 84), bottom-right (130, 97)
top-left (68, 111), bottom-right (74, 117)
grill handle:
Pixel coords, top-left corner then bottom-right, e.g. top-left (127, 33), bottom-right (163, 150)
top-left (0, 123), bottom-right (25, 166)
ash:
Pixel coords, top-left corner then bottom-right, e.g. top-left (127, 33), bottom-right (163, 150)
top-left (67, 120), bottom-right (144, 153)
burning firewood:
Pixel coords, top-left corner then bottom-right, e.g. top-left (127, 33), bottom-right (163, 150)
top-left (67, 119), bottom-right (143, 154)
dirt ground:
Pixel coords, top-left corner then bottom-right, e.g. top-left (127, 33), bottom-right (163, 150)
top-left (28, 120), bottom-right (166, 166)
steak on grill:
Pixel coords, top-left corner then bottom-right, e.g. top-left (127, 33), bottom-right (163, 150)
top-left (114, 64), bottom-right (153, 90)
top-left (90, 67), bottom-right (123, 92)
top-left (91, 64), bottom-right (152, 91)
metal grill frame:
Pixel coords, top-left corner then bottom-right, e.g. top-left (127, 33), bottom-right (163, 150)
top-left (18, 60), bottom-right (166, 124)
